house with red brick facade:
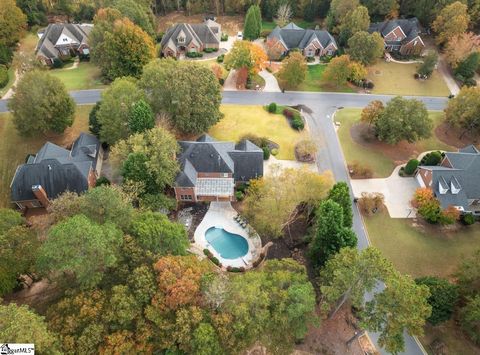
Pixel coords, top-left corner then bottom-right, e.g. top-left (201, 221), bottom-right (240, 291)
top-left (10, 133), bottom-right (103, 210)
top-left (174, 135), bottom-right (263, 202)
top-left (267, 23), bottom-right (338, 58)
top-left (416, 145), bottom-right (480, 215)
top-left (160, 20), bottom-right (221, 58)
top-left (369, 17), bottom-right (424, 56)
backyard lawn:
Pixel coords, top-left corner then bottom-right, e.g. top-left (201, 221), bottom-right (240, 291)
top-left (49, 62), bottom-right (105, 91)
top-left (336, 108), bottom-right (454, 177)
top-left (0, 106), bottom-right (93, 208)
top-left (208, 105), bottom-right (307, 160)
top-left (367, 61), bottom-right (450, 96)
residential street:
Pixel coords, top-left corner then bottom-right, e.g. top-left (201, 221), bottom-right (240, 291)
top-left (0, 89), bottom-right (449, 355)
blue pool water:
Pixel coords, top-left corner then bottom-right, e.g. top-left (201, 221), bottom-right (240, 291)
top-left (205, 227), bottom-right (249, 259)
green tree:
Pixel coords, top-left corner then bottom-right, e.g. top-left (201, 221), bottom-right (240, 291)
top-left (107, 0), bottom-right (155, 36)
top-left (130, 211), bottom-right (189, 255)
top-left (192, 323), bottom-right (222, 355)
top-left (329, 0), bottom-right (360, 28)
top-left (8, 70), bottom-right (75, 137)
top-left (224, 40), bottom-right (267, 75)
top-left (16, 0), bottom-right (48, 26)
top-left (88, 101), bottom-right (102, 137)
top-left (454, 51), bottom-right (480, 79)
top-left (445, 86), bottom-right (480, 137)
top-left (338, 5), bottom-right (370, 45)
top-left (90, 8), bottom-right (123, 67)
top-left (127, 265), bottom-right (156, 305)
top-left (37, 214), bottom-right (123, 289)
top-left (328, 182), bottom-right (353, 228)
top-left (128, 99), bottom-right (155, 134)
top-left (244, 5), bottom-right (260, 40)
top-left (0, 208), bottom-right (23, 233)
top-left (277, 51), bottom-right (307, 89)
top-left (460, 295), bottom-right (480, 344)
top-left (0, 303), bottom-right (59, 353)
top-left (415, 276), bottom-right (458, 325)
top-left (308, 199), bottom-right (358, 268)
top-left (139, 59), bottom-right (222, 134)
top-left (432, 1), bottom-right (470, 46)
top-left (122, 152), bottom-right (158, 193)
top-left (97, 77), bottom-right (145, 145)
top-left (417, 50), bottom-right (438, 77)
top-left (375, 96), bottom-right (432, 145)
top-left (455, 248), bottom-right (480, 299)
top-left (348, 31), bottom-right (384, 65)
top-left (104, 285), bottom-right (142, 329)
top-left (362, 272), bottom-right (431, 354)
top-left (0, 0), bottom-right (27, 47)
top-left (361, 0), bottom-right (399, 19)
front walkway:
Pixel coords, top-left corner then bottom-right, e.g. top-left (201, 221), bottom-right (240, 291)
top-left (223, 69), bottom-right (237, 91)
top-left (258, 69), bottom-right (281, 92)
top-left (350, 166), bottom-right (418, 218)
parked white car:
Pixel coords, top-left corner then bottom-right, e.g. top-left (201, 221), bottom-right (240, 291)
top-left (236, 31), bottom-right (243, 40)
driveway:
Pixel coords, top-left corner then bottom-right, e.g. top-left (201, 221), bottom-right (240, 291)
top-left (258, 70), bottom-right (281, 92)
top-left (350, 166), bottom-right (418, 218)
top-left (223, 69), bottom-right (237, 91)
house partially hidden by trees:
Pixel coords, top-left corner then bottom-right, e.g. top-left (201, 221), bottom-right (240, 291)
top-left (174, 134), bottom-right (263, 202)
top-left (416, 145), bottom-right (480, 215)
top-left (10, 133), bottom-right (103, 210)
top-left (160, 20), bottom-right (221, 58)
top-left (36, 23), bottom-right (93, 65)
top-left (266, 23), bottom-right (338, 58)
top-left (368, 17), bottom-right (424, 55)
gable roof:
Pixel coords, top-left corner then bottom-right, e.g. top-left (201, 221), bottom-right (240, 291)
top-left (36, 23), bottom-right (92, 60)
top-left (369, 17), bottom-right (422, 45)
top-left (161, 21), bottom-right (220, 49)
top-left (11, 133), bottom-right (101, 202)
top-left (267, 23), bottom-right (337, 51)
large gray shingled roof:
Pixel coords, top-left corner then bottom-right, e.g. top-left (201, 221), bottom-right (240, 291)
top-left (36, 23), bottom-right (92, 60)
top-left (268, 23), bottom-right (337, 51)
top-left (161, 22), bottom-right (219, 49)
top-left (368, 17), bottom-right (422, 45)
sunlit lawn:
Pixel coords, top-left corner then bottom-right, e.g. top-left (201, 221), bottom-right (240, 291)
top-left (0, 106), bottom-right (93, 208)
top-left (209, 105), bottom-right (307, 160)
top-left (294, 64), bottom-right (355, 92)
top-left (49, 62), bottom-right (105, 91)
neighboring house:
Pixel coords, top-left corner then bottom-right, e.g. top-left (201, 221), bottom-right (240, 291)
top-left (160, 20), bottom-right (221, 58)
top-left (174, 134), bottom-right (263, 202)
top-left (36, 23), bottom-right (93, 65)
top-left (416, 145), bottom-right (480, 215)
top-left (267, 23), bottom-right (338, 58)
top-left (11, 133), bottom-right (103, 210)
top-left (369, 17), bottom-right (424, 55)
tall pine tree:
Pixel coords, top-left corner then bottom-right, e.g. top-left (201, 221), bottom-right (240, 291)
top-left (244, 5), bottom-right (262, 40)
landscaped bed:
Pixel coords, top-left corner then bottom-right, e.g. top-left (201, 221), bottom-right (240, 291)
top-left (209, 104), bottom-right (308, 160)
top-left (367, 61), bottom-right (450, 97)
top-left (336, 108), bottom-right (455, 177)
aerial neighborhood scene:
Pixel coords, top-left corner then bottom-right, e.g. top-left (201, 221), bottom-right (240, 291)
top-left (1, 0), bottom-right (480, 354)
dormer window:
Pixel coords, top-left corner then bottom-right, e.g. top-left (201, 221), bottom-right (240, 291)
top-left (439, 177), bottom-right (449, 194)
top-left (450, 176), bottom-right (461, 194)
top-left (178, 36), bottom-right (185, 44)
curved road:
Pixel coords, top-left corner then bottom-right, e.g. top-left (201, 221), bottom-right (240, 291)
top-left (0, 90), bottom-right (449, 354)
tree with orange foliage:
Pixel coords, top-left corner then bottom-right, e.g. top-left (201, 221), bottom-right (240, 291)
top-left (264, 37), bottom-right (284, 62)
top-left (444, 32), bottom-right (480, 68)
top-left (412, 188), bottom-right (459, 225)
top-left (224, 40), bottom-right (267, 75)
top-left (211, 64), bottom-right (223, 81)
top-left (250, 43), bottom-right (268, 74)
top-left (361, 100), bottom-right (384, 126)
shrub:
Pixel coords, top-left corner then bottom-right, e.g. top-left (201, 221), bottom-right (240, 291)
top-left (235, 190), bottom-right (244, 201)
top-left (216, 54), bottom-right (225, 63)
top-left (415, 276), bottom-right (458, 325)
top-left (239, 134), bottom-right (270, 149)
top-left (52, 58), bottom-right (64, 69)
top-left (203, 249), bottom-right (211, 256)
top-left (204, 48), bottom-right (218, 53)
top-left (404, 159), bottom-right (419, 175)
top-left (462, 213), bottom-right (475, 225)
top-left (283, 108), bottom-right (294, 119)
top-left (267, 102), bottom-right (277, 113)
top-left (262, 146), bottom-right (270, 160)
top-left (95, 176), bottom-right (111, 187)
top-left (422, 151), bottom-right (443, 166)
top-left (291, 117), bottom-right (305, 130)
top-left (439, 206), bottom-right (460, 225)
top-left (140, 193), bottom-right (177, 212)
top-left (227, 266), bottom-right (245, 272)
top-left (210, 256), bottom-right (221, 266)
top-left (260, 30), bottom-right (272, 38)
top-left (358, 192), bottom-right (385, 215)
top-left (0, 65), bottom-right (8, 89)
top-left (221, 33), bottom-right (228, 41)
top-left (219, 78), bottom-right (224, 85)
top-left (270, 148), bottom-right (278, 156)
top-left (349, 161), bottom-right (373, 178)
top-left (295, 139), bottom-right (317, 161)
top-left (186, 52), bottom-right (203, 58)
top-left (464, 78), bottom-right (477, 87)
top-left (364, 80), bottom-right (374, 89)
top-left (0, 45), bottom-right (13, 66)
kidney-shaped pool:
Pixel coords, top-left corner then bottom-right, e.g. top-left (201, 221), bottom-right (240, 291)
top-left (205, 227), bottom-right (249, 259)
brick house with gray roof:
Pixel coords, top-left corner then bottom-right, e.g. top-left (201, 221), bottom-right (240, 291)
top-left (267, 23), bottom-right (338, 58)
top-left (174, 134), bottom-right (263, 202)
top-left (416, 145), bottom-right (480, 215)
top-left (368, 17), bottom-right (424, 55)
top-left (36, 23), bottom-right (93, 65)
top-left (10, 133), bottom-right (103, 210)
top-left (160, 20), bottom-right (221, 58)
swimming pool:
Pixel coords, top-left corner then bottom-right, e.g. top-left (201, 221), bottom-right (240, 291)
top-left (205, 227), bottom-right (249, 259)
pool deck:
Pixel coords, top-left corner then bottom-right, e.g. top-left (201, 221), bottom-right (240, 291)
top-left (192, 202), bottom-right (262, 268)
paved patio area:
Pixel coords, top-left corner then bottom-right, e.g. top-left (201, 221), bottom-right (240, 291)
top-left (351, 166), bottom-right (419, 218)
top-left (192, 202), bottom-right (262, 268)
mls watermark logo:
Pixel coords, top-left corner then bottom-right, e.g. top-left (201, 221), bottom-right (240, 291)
top-left (0, 344), bottom-right (35, 355)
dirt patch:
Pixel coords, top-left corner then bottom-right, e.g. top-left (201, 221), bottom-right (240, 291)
top-left (157, 12), bottom-right (244, 35)
top-left (434, 121), bottom-right (479, 148)
top-left (170, 202), bottom-right (209, 241)
top-left (3, 279), bottom-right (61, 315)
top-left (295, 304), bottom-right (365, 355)
top-left (350, 122), bottom-right (422, 165)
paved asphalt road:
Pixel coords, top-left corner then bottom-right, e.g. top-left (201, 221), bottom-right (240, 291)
top-left (0, 89), bottom-right (449, 354)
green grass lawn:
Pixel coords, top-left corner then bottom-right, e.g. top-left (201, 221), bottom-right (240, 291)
top-left (49, 62), bottom-right (105, 91)
top-left (0, 106), bottom-right (93, 208)
top-left (209, 105), bottom-right (307, 160)
top-left (368, 61), bottom-right (450, 97)
top-left (336, 109), bottom-right (454, 177)
top-left (0, 67), bottom-right (16, 97)
top-left (283, 64), bottom-right (355, 92)
top-left (196, 58), bottom-right (229, 79)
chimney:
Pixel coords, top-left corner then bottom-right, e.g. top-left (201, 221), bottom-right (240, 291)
top-left (32, 185), bottom-right (50, 207)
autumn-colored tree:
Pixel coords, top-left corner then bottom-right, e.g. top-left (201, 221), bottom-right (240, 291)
top-left (264, 38), bottom-right (284, 62)
top-left (323, 55), bottom-right (353, 86)
top-left (225, 41), bottom-right (267, 75)
top-left (361, 100), bottom-right (384, 126)
top-left (211, 63), bottom-right (223, 81)
top-left (250, 43), bottom-right (268, 74)
top-left (432, 1), bottom-right (470, 46)
top-left (338, 5), bottom-right (370, 45)
top-left (445, 86), bottom-right (480, 137)
top-left (329, 0), bottom-right (360, 29)
top-left (348, 60), bottom-right (368, 83)
top-left (358, 192), bottom-right (385, 215)
top-left (0, 0), bottom-right (27, 47)
top-left (277, 51), bottom-right (307, 89)
top-left (236, 67), bottom-right (249, 89)
top-left (347, 31), bottom-right (385, 65)
top-left (444, 32), bottom-right (480, 68)
top-left (412, 188), bottom-right (457, 224)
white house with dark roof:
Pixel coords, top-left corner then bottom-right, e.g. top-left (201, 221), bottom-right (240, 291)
top-left (416, 145), bottom-right (480, 215)
top-left (368, 17), bottom-right (424, 55)
top-left (36, 23), bottom-right (93, 65)
top-left (267, 23), bottom-right (338, 58)
top-left (174, 134), bottom-right (263, 202)
top-left (160, 20), bottom-right (221, 58)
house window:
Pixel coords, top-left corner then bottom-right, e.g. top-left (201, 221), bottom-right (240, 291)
top-left (180, 194), bottom-right (193, 201)
top-left (178, 36), bottom-right (185, 44)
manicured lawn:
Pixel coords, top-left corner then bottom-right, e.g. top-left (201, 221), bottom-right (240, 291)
top-left (195, 58), bottom-right (229, 79)
top-left (367, 61), bottom-right (450, 97)
top-left (0, 67), bottom-right (16, 98)
top-left (208, 105), bottom-right (307, 160)
top-left (0, 106), bottom-right (93, 208)
top-left (292, 64), bottom-right (355, 92)
top-left (49, 62), bottom-right (105, 91)
top-left (336, 108), bottom-right (454, 177)
top-left (364, 210), bottom-right (480, 278)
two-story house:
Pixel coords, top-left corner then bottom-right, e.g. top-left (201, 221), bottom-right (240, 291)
top-left (369, 17), bottom-right (424, 55)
